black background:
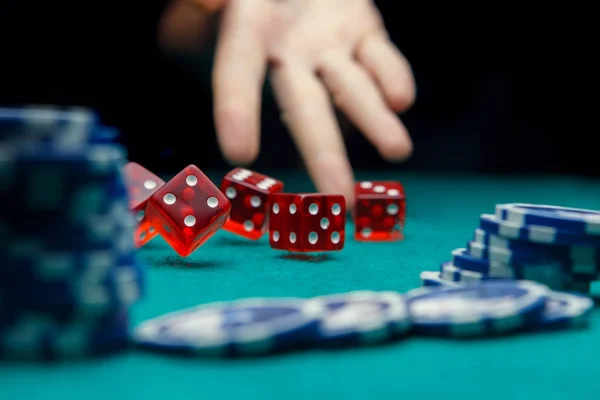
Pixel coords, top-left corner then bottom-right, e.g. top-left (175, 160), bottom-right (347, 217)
top-left (0, 2), bottom-right (593, 176)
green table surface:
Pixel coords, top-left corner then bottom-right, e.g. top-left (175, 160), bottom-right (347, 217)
top-left (2, 171), bottom-right (600, 400)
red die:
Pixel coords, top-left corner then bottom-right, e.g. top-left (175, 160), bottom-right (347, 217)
top-left (220, 168), bottom-right (284, 240)
top-left (354, 181), bottom-right (405, 242)
top-left (122, 162), bottom-right (165, 247)
top-left (269, 193), bottom-right (345, 252)
top-left (146, 165), bottom-right (231, 257)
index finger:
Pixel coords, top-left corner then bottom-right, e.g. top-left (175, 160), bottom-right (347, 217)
top-left (271, 65), bottom-right (355, 207)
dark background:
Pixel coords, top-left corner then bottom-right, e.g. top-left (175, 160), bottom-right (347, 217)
top-left (0, 2), bottom-right (593, 176)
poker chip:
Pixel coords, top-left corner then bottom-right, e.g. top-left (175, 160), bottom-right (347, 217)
top-left (0, 311), bottom-right (130, 360)
top-left (306, 291), bottom-right (410, 346)
top-left (450, 248), bottom-right (514, 277)
top-left (467, 242), bottom-right (599, 277)
top-left (440, 257), bottom-right (596, 292)
top-left (0, 106), bottom-right (145, 360)
top-left (495, 203), bottom-right (600, 237)
top-left (420, 271), bottom-right (460, 287)
top-left (133, 298), bottom-right (322, 357)
top-left (418, 203), bottom-right (600, 296)
top-left (472, 228), bottom-right (600, 264)
top-left (0, 106), bottom-right (100, 148)
top-left (0, 261), bottom-right (144, 313)
top-left (537, 291), bottom-right (594, 330)
top-left (440, 262), bottom-right (494, 283)
top-left (478, 210), bottom-right (600, 292)
top-left (480, 214), bottom-right (600, 247)
top-left (406, 280), bottom-right (550, 337)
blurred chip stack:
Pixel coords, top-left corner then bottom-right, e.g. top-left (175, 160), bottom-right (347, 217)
top-left (0, 106), bottom-right (144, 360)
top-left (419, 203), bottom-right (600, 295)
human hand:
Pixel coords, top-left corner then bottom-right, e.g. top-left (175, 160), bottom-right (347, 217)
top-left (161, 0), bottom-right (416, 206)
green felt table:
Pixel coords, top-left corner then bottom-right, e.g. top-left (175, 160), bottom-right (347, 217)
top-left (2, 171), bottom-right (600, 400)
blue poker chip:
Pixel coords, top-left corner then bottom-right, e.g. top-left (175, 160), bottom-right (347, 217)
top-left (419, 271), bottom-right (460, 287)
top-left (445, 253), bottom-right (595, 293)
top-left (0, 260), bottom-right (145, 314)
top-left (0, 142), bottom-right (127, 175)
top-left (472, 228), bottom-right (600, 265)
top-left (0, 144), bottom-right (129, 219)
top-left (451, 248), bottom-right (514, 277)
top-left (535, 291), bottom-right (594, 331)
top-left (133, 298), bottom-right (323, 357)
top-left (0, 106), bottom-right (105, 148)
top-left (406, 280), bottom-right (550, 337)
top-left (0, 247), bottom-right (139, 286)
top-left (440, 262), bottom-right (497, 283)
top-left (496, 203), bottom-right (600, 237)
top-left (0, 310), bottom-right (130, 360)
top-left (467, 241), bottom-right (600, 277)
top-left (3, 202), bottom-right (135, 253)
top-left (479, 214), bottom-right (600, 246)
top-left (306, 291), bottom-right (410, 347)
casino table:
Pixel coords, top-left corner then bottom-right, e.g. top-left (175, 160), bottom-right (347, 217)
top-left (2, 171), bottom-right (600, 400)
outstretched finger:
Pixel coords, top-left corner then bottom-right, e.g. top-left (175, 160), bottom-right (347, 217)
top-left (271, 65), bottom-right (355, 206)
top-left (319, 54), bottom-right (412, 162)
top-left (356, 33), bottom-right (416, 112)
top-left (212, 1), bottom-right (267, 164)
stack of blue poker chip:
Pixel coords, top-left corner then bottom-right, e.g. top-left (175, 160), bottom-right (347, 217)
top-left (0, 106), bottom-right (144, 360)
top-left (419, 203), bottom-right (600, 294)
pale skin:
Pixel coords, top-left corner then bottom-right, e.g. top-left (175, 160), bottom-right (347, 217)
top-left (159, 0), bottom-right (416, 207)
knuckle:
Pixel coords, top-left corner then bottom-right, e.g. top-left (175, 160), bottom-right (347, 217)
top-left (331, 90), bottom-right (352, 111)
top-left (269, 34), bottom-right (314, 68)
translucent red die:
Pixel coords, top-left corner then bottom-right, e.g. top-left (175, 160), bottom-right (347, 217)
top-left (354, 181), bottom-right (405, 242)
top-left (268, 193), bottom-right (345, 252)
top-left (146, 165), bottom-right (231, 257)
top-left (122, 162), bottom-right (165, 247)
top-left (220, 168), bottom-right (284, 240)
